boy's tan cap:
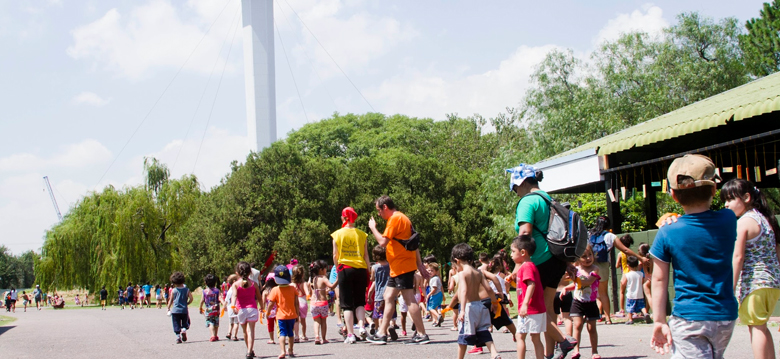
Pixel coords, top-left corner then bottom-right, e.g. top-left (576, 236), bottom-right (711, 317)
top-left (667, 154), bottom-right (721, 190)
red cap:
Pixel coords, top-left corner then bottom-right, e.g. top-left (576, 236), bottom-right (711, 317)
top-left (341, 207), bottom-right (358, 227)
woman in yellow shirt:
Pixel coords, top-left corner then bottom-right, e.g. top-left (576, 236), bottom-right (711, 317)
top-left (331, 207), bottom-right (370, 343)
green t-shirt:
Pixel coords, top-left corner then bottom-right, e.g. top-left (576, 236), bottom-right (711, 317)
top-left (514, 190), bottom-right (552, 265)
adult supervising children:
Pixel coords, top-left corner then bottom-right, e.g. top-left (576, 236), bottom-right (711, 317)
top-left (366, 195), bottom-right (431, 345)
top-left (506, 164), bottom-right (576, 359)
top-left (331, 207), bottom-right (370, 344)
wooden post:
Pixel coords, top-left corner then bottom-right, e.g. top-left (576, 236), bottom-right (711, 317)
top-left (644, 169), bottom-right (658, 229)
top-left (605, 176), bottom-right (622, 314)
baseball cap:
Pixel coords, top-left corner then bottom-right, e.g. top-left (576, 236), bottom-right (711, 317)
top-left (272, 265), bottom-right (291, 285)
top-left (667, 154), bottom-right (721, 190)
top-left (505, 164), bottom-right (538, 191)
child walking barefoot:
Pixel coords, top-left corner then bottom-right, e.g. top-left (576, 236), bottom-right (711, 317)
top-left (200, 274), bottom-right (221, 342)
top-left (267, 265), bottom-right (301, 358)
top-left (451, 243), bottom-right (502, 359)
top-left (311, 260), bottom-right (339, 344)
top-left (232, 262), bottom-right (263, 359)
top-left (569, 245), bottom-right (601, 359)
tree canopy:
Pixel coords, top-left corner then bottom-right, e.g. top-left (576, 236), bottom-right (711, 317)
top-left (31, 8), bottom-right (780, 291)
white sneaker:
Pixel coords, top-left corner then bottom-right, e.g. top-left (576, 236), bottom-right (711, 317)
top-left (344, 334), bottom-right (356, 344)
top-left (359, 327), bottom-right (367, 339)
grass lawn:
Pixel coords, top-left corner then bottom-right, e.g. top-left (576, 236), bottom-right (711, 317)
top-left (0, 315), bottom-right (17, 326)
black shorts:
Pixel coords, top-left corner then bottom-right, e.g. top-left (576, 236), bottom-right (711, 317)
top-left (536, 256), bottom-right (568, 289)
top-left (337, 267), bottom-right (368, 311)
top-left (387, 270), bottom-right (415, 290)
top-left (570, 300), bottom-right (600, 321)
top-left (553, 291), bottom-right (573, 314)
top-left (481, 298), bottom-right (512, 330)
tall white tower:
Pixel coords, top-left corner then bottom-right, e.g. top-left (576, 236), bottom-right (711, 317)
top-left (242, 0), bottom-right (277, 152)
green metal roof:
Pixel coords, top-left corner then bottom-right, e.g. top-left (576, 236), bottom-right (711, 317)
top-left (551, 72), bottom-right (780, 160)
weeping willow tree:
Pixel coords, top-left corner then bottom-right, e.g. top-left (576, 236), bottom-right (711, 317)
top-left (35, 158), bottom-right (200, 294)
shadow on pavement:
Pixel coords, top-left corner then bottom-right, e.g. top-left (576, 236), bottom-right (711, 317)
top-left (0, 326), bottom-right (15, 336)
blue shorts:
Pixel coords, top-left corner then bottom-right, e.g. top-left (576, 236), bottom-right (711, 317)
top-left (278, 319), bottom-right (296, 338)
top-left (427, 292), bottom-right (443, 310)
top-left (626, 298), bottom-right (646, 314)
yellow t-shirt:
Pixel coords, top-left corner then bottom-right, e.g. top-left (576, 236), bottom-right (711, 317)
top-left (383, 211), bottom-right (416, 277)
top-left (332, 227), bottom-right (368, 269)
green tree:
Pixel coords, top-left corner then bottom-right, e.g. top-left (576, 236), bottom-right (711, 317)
top-left (484, 12), bottom-right (749, 236)
top-left (36, 159), bottom-right (200, 294)
top-left (741, 0), bottom-right (780, 77)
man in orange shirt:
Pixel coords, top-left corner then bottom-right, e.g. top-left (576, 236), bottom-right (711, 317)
top-left (366, 195), bottom-right (431, 345)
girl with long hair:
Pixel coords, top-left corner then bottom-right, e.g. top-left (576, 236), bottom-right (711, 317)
top-left (722, 179), bottom-right (780, 359)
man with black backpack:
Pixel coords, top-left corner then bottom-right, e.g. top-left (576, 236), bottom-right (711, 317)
top-left (367, 195), bottom-right (431, 345)
top-left (507, 164), bottom-right (578, 359)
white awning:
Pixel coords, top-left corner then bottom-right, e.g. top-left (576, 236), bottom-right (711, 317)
top-left (533, 148), bottom-right (603, 193)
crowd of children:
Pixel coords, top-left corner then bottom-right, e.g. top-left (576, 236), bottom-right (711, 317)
top-left (9, 154), bottom-right (780, 359)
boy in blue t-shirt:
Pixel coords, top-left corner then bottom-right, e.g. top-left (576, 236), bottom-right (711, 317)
top-left (649, 154), bottom-right (738, 357)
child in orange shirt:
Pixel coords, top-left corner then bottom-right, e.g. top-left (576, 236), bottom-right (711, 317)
top-left (267, 265), bottom-right (301, 359)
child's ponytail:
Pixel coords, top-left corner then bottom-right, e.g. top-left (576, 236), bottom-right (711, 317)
top-left (235, 261), bottom-right (252, 288)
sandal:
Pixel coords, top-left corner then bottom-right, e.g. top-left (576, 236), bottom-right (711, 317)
top-left (571, 353), bottom-right (581, 359)
top-left (267, 340), bottom-right (276, 344)
top-left (314, 338), bottom-right (322, 345)
top-left (233, 337), bottom-right (239, 341)
top-left (592, 355), bottom-right (602, 359)
top-left (294, 337), bottom-right (300, 343)
top-left (302, 336), bottom-right (308, 341)
top-left (277, 354), bottom-right (286, 359)
top-left (322, 339), bottom-right (329, 344)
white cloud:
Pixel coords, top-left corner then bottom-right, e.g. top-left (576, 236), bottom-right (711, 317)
top-left (593, 4), bottom-right (668, 46)
top-left (279, 0), bottom-right (418, 79)
top-left (365, 45), bottom-right (558, 120)
top-left (72, 91), bottom-right (111, 106)
top-left (0, 174), bottom-right (58, 254)
top-left (67, 0), bottom-right (242, 79)
top-left (129, 127), bottom-right (250, 190)
top-left (0, 139), bottom-right (112, 172)
top-left (0, 173), bottom-right (87, 254)
top-left (360, 4), bottom-right (669, 121)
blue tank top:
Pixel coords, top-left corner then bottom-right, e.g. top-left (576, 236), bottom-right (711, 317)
top-left (170, 287), bottom-right (189, 314)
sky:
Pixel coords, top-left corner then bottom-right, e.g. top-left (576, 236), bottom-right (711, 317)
top-left (0, 0), bottom-right (767, 255)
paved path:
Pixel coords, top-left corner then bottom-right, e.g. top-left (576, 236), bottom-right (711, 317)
top-left (0, 306), bottom-right (757, 358)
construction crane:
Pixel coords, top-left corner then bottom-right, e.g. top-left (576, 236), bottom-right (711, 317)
top-left (43, 176), bottom-right (63, 221)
